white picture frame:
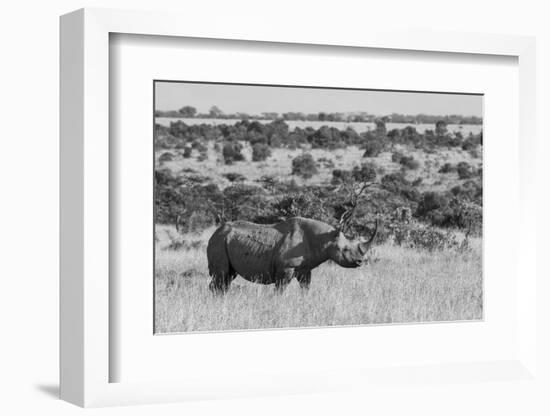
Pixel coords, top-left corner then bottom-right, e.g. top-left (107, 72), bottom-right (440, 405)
top-left (60, 8), bottom-right (538, 407)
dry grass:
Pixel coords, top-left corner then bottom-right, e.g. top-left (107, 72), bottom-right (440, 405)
top-left (154, 225), bottom-right (482, 333)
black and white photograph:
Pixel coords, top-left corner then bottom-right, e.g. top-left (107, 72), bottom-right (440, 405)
top-left (154, 81), bottom-right (483, 334)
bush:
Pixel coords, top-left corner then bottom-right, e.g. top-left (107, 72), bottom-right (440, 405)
top-left (223, 172), bottom-right (246, 182)
top-left (462, 133), bottom-right (482, 151)
top-left (399, 155), bottom-right (420, 170)
top-left (450, 180), bottom-right (482, 204)
top-left (252, 143), bottom-right (272, 161)
top-left (181, 174), bottom-right (211, 185)
top-left (292, 153), bottom-right (318, 179)
top-left (392, 151), bottom-right (405, 163)
top-left (182, 147), bottom-right (192, 158)
top-left (416, 191), bottom-right (449, 217)
top-left (381, 172), bottom-right (420, 202)
top-left (159, 152), bottom-right (174, 163)
top-left (317, 157), bottom-right (335, 169)
top-left (192, 140), bottom-right (208, 153)
top-left (223, 184), bottom-right (269, 222)
top-left (177, 211), bottom-right (215, 234)
top-left (310, 126), bottom-right (345, 149)
top-left (352, 164), bottom-right (377, 182)
top-left (197, 151), bottom-right (208, 162)
top-left (389, 222), bottom-right (460, 251)
top-left (222, 141), bottom-right (245, 164)
top-left (438, 162), bottom-right (456, 173)
top-left (416, 191), bottom-right (482, 234)
top-left (456, 161), bottom-right (474, 179)
top-left (363, 139), bottom-right (384, 157)
top-left (435, 120), bottom-right (448, 136)
top-left (412, 177), bottom-right (423, 187)
top-left (273, 191), bottom-right (329, 222)
top-left (331, 169), bottom-right (353, 185)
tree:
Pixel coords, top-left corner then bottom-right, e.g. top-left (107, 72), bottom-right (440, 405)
top-left (178, 106), bottom-right (197, 117)
top-left (291, 153), bottom-right (318, 179)
top-left (252, 143), bottom-right (271, 161)
top-left (374, 117), bottom-right (387, 135)
top-left (435, 120), bottom-right (448, 136)
top-left (261, 112), bottom-right (279, 120)
top-left (209, 105), bottom-right (223, 118)
top-left (222, 141), bottom-right (245, 164)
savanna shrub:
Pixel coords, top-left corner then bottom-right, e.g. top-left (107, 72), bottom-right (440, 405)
top-left (381, 172), bottom-right (420, 202)
top-left (456, 161), bottom-right (474, 179)
top-left (292, 153), bottom-right (318, 179)
top-left (399, 155), bottom-right (420, 170)
top-left (192, 140), bottom-right (208, 153)
top-left (222, 184), bottom-right (269, 222)
top-left (435, 120), bottom-right (448, 136)
top-left (223, 172), bottom-right (246, 182)
top-left (438, 162), bottom-right (456, 173)
top-left (416, 191), bottom-right (482, 234)
top-left (177, 210), bottom-right (215, 234)
top-left (309, 126), bottom-right (339, 149)
top-left (416, 191), bottom-right (449, 217)
top-left (450, 180), bottom-right (482, 204)
top-left (448, 198), bottom-right (483, 236)
top-left (352, 164), bottom-right (377, 182)
top-left (252, 143), bottom-right (272, 161)
top-left (317, 157), bottom-right (335, 169)
top-left (182, 147), bottom-right (192, 158)
top-left (412, 177), bottom-right (423, 187)
top-left (331, 169), bottom-right (353, 185)
top-left (222, 141), bottom-right (245, 164)
top-left (363, 139), bottom-right (384, 157)
top-left (462, 133), bottom-right (482, 151)
top-left (391, 206), bottom-right (413, 223)
top-left (159, 152), bottom-right (174, 163)
top-left (273, 191), bottom-right (329, 222)
top-left (392, 151), bottom-right (404, 163)
top-left (197, 151), bottom-right (208, 162)
top-left (256, 175), bottom-right (278, 190)
top-left (391, 223), bottom-right (460, 251)
top-left (469, 148), bottom-right (480, 158)
top-left (385, 206), bottom-right (459, 251)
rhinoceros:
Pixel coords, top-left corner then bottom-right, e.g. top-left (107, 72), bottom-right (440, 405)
top-left (206, 216), bottom-right (378, 293)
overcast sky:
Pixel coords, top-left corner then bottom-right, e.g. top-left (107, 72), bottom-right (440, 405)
top-left (155, 81), bottom-right (482, 117)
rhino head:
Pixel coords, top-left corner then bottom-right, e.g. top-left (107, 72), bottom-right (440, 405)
top-left (327, 220), bottom-right (378, 268)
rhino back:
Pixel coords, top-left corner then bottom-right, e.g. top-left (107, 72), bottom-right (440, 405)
top-left (225, 222), bottom-right (283, 283)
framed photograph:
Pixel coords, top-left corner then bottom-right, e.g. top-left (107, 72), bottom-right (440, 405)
top-left (152, 81), bottom-right (483, 334)
top-left (60, 8), bottom-right (538, 407)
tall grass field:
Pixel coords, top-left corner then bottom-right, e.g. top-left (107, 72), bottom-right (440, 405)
top-left (154, 225), bottom-right (482, 333)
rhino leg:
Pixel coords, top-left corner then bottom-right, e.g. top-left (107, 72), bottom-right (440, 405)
top-left (274, 268), bottom-right (294, 293)
top-left (207, 246), bottom-right (236, 295)
top-left (209, 268), bottom-right (236, 295)
top-left (296, 270), bottom-right (311, 290)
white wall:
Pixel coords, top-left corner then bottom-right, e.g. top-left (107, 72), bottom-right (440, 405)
top-left (0, 0), bottom-right (548, 415)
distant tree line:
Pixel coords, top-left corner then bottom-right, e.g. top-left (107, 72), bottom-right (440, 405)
top-left (156, 118), bottom-right (483, 159)
top-left (154, 105), bottom-right (482, 125)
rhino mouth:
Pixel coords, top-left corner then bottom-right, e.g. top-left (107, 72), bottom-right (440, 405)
top-left (341, 258), bottom-right (363, 268)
